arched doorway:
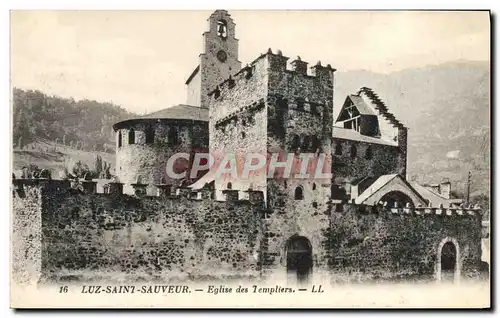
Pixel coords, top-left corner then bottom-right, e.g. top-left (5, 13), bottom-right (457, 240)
top-left (440, 242), bottom-right (456, 281)
top-left (380, 191), bottom-right (414, 208)
top-left (436, 237), bottom-right (460, 283)
top-left (286, 236), bottom-right (312, 284)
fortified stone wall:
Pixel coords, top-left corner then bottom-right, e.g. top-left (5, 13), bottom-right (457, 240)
top-left (208, 55), bottom-right (268, 122)
top-left (115, 119), bottom-right (208, 194)
top-left (12, 180), bottom-right (263, 284)
top-left (263, 52), bottom-right (335, 156)
top-left (263, 179), bottom-right (332, 280)
top-left (262, 194), bottom-right (482, 283)
top-left (11, 179), bottom-right (483, 285)
top-left (332, 138), bottom-right (405, 184)
top-left (208, 52), bottom-right (270, 195)
top-left (12, 183), bottom-right (43, 285)
top-left (322, 204), bottom-right (483, 283)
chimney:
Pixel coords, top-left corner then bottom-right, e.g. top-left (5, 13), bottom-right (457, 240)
top-left (440, 181), bottom-right (451, 199)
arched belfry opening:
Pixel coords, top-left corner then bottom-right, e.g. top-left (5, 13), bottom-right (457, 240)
top-left (285, 235), bottom-right (313, 284)
top-left (216, 19), bottom-right (227, 39)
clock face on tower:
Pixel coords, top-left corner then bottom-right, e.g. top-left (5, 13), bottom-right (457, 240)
top-left (217, 50), bottom-right (227, 62)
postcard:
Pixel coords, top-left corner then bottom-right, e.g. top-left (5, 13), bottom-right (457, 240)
top-left (10, 10), bottom-right (491, 308)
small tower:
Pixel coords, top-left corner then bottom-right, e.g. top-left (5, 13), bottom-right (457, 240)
top-left (186, 10), bottom-right (242, 108)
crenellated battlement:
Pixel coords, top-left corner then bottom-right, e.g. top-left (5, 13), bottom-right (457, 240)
top-left (248, 48), bottom-right (336, 76)
top-left (208, 48), bottom-right (336, 102)
top-left (335, 202), bottom-right (482, 218)
top-left (11, 177), bottom-right (265, 206)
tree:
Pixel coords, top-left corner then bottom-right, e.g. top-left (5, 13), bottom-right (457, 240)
top-left (94, 154), bottom-right (103, 177)
top-left (102, 162), bottom-right (111, 179)
top-left (71, 160), bottom-right (91, 179)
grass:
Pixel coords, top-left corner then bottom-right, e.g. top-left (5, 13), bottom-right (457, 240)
top-left (12, 138), bottom-right (115, 175)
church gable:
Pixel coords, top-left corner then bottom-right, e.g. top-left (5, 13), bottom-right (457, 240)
top-left (354, 174), bottom-right (427, 207)
top-left (335, 87), bottom-right (406, 142)
top-left (336, 94), bottom-right (380, 137)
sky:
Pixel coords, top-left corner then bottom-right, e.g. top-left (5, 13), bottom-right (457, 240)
top-left (10, 10), bottom-right (490, 114)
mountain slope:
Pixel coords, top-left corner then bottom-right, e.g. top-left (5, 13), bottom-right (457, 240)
top-left (12, 88), bottom-right (135, 153)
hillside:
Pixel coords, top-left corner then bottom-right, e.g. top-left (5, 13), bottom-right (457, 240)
top-left (13, 138), bottom-right (115, 176)
top-left (12, 88), bottom-right (135, 153)
top-left (12, 88), bottom-right (136, 177)
top-left (335, 61), bottom-right (490, 201)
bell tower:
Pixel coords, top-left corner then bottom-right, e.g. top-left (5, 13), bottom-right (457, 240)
top-left (186, 10), bottom-right (241, 108)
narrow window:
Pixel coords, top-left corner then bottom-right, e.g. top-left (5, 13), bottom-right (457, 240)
top-left (277, 96), bottom-right (289, 110)
top-left (335, 142), bottom-right (342, 155)
top-left (365, 146), bottom-right (373, 160)
top-left (168, 128), bottom-right (179, 145)
top-left (310, 102), bottom-right (317, 114)
top-left (350, 144), bottom-right (357, 159)
top-left (311, 136), bottom-right (320, 152)
top-left (312, 183), bottom-right (316, 191)
top-left (296, 98), bottom-right (304, 111)
top-left (302, 135), bottom-right (310, 151)
top-left (294, 186), bottom-right (304, 200)
top-left (145, 125), bottom-right (155, 144)
top-left (118, 131), bottom-right (122, 148)
top-left (227, 182), bottom-right (232, 190)
top-left (291, 134), bottom-right (300, 151)
top-left (128, 128), bottom-right (135, 145)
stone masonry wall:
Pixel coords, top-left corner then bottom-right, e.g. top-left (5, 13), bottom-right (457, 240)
top-left (13, 182), bottom-right (263, 283)
top-left (12, 180), bottom-right (482, 284)
top-left (262, 199), bottom-right (482, 283)
top-left (262, 179), bottom-right (332, 280)
top-left (116, 119), bottom-right (208, 195)
top-left (12, 183), bottom-right (43, 285)
top-left (208, 52), bottom-right (269, 195)
top-left (323, 204), bottom-right (483, 283)
top-left (332, 138), bottom-right (405, 185)
top-left (266, 53), bottom-right (334, 156)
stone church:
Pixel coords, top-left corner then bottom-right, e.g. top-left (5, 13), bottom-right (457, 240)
top-left (12, 10), bottom-right (484, 286)
top-left (113, 10), bottom-right (461, 210)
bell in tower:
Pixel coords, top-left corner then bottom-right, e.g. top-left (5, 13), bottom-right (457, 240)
top-left (185, 10), bottom-right (242, 108)
top-left (217, 20), bottom-right (227, 39)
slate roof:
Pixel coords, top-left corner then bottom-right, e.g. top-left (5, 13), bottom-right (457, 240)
top-left (409, 182), bottom-right (463, 208)
top-left (140, 104), bottom-right (208, 121)
top-left (332, 127), bottom-right (397, 146)
top-left (354, 174), bottom-right (426, 205)
top-left (347, 94), bottom-right (377, 116)
top-left (113, 104), bottom-right (208, 130)
top-left (354, 174), bottom-right (399, 204)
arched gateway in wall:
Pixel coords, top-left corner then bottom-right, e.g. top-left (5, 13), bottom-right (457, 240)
top-left (285, 235), bottom-right (313, 283)
top-left (436, 237), bottom-right (461, 283)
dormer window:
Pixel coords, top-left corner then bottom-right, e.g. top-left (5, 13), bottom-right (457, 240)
top-left (217, 20), bottom-right (227, 39)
